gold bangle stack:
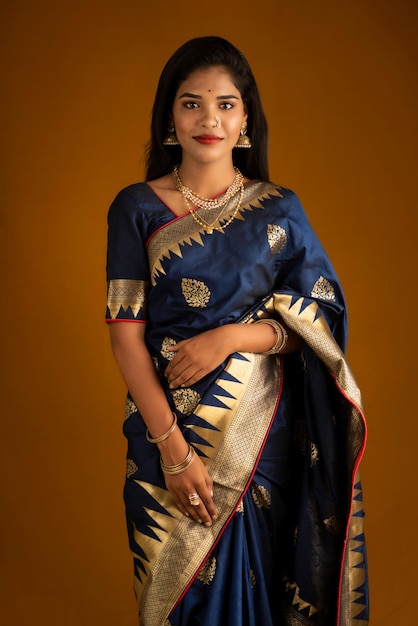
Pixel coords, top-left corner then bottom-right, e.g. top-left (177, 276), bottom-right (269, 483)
top-left (146, 412), bottom-right (177, 444)
top-left (160, 444), bottom-right (195, 475)
top-left (255, 318), bottom-right (288, 354)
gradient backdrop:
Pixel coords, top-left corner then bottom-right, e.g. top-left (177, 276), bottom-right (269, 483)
top-left (1, 1), bottom-right (417, 624)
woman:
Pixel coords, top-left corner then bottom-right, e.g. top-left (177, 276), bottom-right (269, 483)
top-left (106, 36), bottom-right (368, 626)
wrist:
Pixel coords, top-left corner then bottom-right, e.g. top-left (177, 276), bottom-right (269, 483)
top-left (158, 427), bottom-right (189, 465)
top-left (214, 324), bottom-right (241, 354)
top-left (146, 412), bottom-right (177, 443)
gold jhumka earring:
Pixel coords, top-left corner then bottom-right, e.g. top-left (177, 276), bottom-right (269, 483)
top-left (235, 121), bottom-right (252, 148)
top-left (163, 122), bottom-right (179, 146)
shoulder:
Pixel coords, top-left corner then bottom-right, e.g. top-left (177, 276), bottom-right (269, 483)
top-left (249, 181), bottom-right (306, 217)
top-left (109, 182), bottom-right (152, 212)
top-left (107, 182), bottom-right (162, 225)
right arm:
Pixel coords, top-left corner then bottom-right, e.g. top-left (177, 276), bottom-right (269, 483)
top-left (108, 321), bottom-right (218, 526)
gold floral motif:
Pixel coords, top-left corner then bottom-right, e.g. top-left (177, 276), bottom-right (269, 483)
top-left (161, 337), bottom-right (177, 361)
top-left (293, 423), bottom-right (319, 467)
top-left (197, 556), bottom-right (217, 585)
top-left (323, 515), bottom-right (343, 536)
top-left (126, 458), bottom-right (139, 478)
top-left (236, 500), bottom-right (244, 514)
top-left (309, 441), bottom-right (319, 466)
top-left (171, 387), bottom-right (201, 415)
top-left (181, 278), bottom-right (211, 308)
top-left (267, 224), bottom-right (287, 254)
top-left (311, 276), bottom-right (336, 302)
top-left (251, 484), bottom-right (271, 509)
top-left (125, 398), bottom-right (138, 420)
top-left (107, 279), bottom-right (149, 318)
top-left (250, 569), bottom-right (256, 588)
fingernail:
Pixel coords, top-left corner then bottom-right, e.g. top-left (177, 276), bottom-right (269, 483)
top-left (197, 519), bottom-right (202, 524)
top-left (210, 490), bottom-right (213, 497)
top-left (184, 512), bottom-right (190, 517)
top-left (211, 514), bottom-right (218, 521)
top-left (205, 521), bottom-right (212, 527)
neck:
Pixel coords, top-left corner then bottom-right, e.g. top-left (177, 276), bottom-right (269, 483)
top-left (175, 158), bottom-right (237, 198)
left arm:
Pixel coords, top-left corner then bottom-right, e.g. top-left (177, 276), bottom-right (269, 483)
top-left (165, 322), bottom-right (302, 389)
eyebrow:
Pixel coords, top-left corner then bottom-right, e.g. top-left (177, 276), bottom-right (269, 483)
top-left (178, 92), bottom-right (240, 100)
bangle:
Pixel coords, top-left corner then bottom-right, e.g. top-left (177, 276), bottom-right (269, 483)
top-left (146, 412), bottom-right (177, 444)
top-left (255, 318), bottom-right (288, 354)
top-left (160, 444), bottom-right (195, 475)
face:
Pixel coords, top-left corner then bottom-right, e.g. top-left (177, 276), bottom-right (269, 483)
top-left (171, 65), bottom-right (247, 166)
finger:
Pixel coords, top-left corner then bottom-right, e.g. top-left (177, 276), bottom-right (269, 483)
top-left (171, 494), bottom-right (190, 517)
top-left (202, 478), bottom-right (218, 520)
top-left (165, 353), bottom-right (190, 380)
top-left (167, 339), bottom-right (185, 351)
top-left (168, 365), bottom-right (205, 389)
top-left (186, 490), bottom-right (217, 526)
top-left (186, 499), bottom-right (209, 526)
top-left (200, 493), bottom-right (218, 521)
top-left (165, 354), bottom-right (184, 378)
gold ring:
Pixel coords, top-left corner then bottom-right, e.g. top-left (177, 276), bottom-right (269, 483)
top-left (188, 493), bottom-right (200, 506)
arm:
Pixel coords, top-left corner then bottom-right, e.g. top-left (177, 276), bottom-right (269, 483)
top-left (165, 321), bottom-right (303, 389)
top-left (109, 322), bottom-right (218, 526)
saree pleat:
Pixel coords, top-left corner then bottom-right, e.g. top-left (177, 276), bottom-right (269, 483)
top-left (106, 181), bottom-right (369, 625)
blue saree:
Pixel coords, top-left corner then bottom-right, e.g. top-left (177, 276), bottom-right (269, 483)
top-left (106, 181), bottom-right (368, 626)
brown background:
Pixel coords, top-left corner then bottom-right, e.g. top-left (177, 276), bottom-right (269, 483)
top-left (1, 1), bottom-right (416, 624)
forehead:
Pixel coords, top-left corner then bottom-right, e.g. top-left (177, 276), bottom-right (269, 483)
top-left (176, 65), bottom-right (240, 96)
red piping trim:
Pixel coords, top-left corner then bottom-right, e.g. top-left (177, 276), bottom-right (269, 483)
top-left (145, 179), bottom-right (255, 247)
top-left (105, 318), bottom-right (146, 324)
top-left (172, 355), bottom-right (285, 610)
top-left (146, 214), bottom-right (187, 247)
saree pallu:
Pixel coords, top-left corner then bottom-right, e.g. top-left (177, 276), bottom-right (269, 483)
top-left (106, 181), bottom-right (369, 626)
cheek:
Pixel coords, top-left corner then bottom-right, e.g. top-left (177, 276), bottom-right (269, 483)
top-left (228, 117), bottom-right (244, 139)
top-left (173, 114), bottom-right (192, 137)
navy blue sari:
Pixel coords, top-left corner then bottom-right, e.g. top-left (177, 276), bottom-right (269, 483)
top-left (106, 181), bottom-right (368, 626)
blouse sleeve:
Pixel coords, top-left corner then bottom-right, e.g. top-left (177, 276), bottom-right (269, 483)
top-left (105, 187), bottom-right (151, 323)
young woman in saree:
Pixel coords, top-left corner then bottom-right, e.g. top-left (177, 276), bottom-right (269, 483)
top-left (106, 36), bottom-right (368, 626)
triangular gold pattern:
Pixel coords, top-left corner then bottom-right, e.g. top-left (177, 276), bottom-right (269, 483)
top-left (148, 183), bottom-right (283, 284)
top-left (132, 480), bottom-right (182, 590)
top-left (107, 279), bottom-right (149, 319)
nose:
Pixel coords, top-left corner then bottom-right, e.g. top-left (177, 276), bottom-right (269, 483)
top-left (201, 107), bottom-right (218, 129)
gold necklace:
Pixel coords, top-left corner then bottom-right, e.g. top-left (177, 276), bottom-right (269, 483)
top-left (182, 183), bottom-right (244, 234)
top-left (173, 166), bottom-right (243, 211)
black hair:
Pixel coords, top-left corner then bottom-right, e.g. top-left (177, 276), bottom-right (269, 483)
top-left (145, 36), bottom-right (269, 181)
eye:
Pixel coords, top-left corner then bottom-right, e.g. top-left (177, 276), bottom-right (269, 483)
top-left (219, 102), bottom-right (234, 110)
top-left (183, 101), bottom-right (199, 109)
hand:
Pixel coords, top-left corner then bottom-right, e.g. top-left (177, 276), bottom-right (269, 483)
top-left (163, 452), bottom-right (218, 526)
top-left (165, 327), bottom-right (232, 389)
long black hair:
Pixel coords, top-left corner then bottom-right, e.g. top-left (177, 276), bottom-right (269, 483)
top-left (145, 36), bottom-right (269, 181)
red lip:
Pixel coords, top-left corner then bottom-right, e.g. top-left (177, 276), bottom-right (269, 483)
top-left (194, 135), bottom-right (223, 144)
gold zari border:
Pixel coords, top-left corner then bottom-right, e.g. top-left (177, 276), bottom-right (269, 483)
top-left (139, 351), bottom-right (282, 625)
top-left (107, 278), bottom-right (149, 319)
top-left (264, 293), bottom-right (367, 626)
top-left (147, 182), bottom-right (283, 286)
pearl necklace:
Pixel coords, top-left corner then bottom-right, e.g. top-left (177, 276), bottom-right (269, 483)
top-left (173, 166), bottom-right (243, 211)
top-left (173, 167), bottom-right (245, 234)
top-left (182, 185), bottom-right (244, 234)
